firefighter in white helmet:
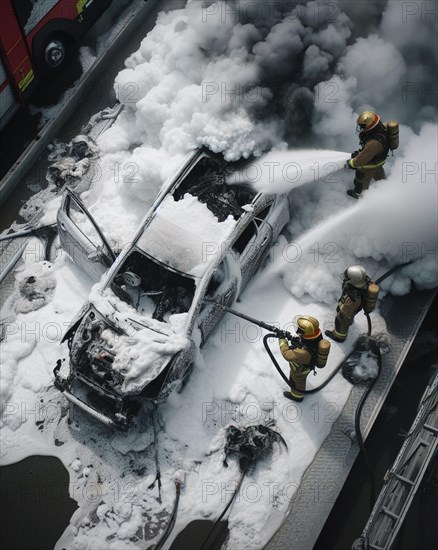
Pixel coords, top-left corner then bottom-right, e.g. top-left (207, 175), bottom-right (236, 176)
top-left (346, 111), bottom-right (389, 199)
top-left (325, 266), bottom-right (380, 343)
top-left (279, 316), bottom-right (331, 402)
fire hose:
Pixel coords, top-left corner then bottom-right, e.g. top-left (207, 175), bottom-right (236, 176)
top-left (209, 301), bottom-right (381, 510)
top-left (205, 260), bottom-right (413, 511)
top-left (205, 300), bottom-right (344, 394)
top-left (206, 259), bottom-right (413, 395)
top-left (353, 260), bottom-right (414, 507)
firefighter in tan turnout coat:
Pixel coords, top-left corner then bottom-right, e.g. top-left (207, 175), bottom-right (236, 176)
top-left (325, 266), bottom-right (380, 343)
top-left (346, 111), bottom-right (399, 199)
top-left (279, 316), bottom-right (331, 402)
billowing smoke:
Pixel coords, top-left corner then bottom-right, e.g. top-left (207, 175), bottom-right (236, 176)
top-left (90, 0), bottom-right (437, 292)
top-left (103, 0), bottom-right (436, 155)
top-left (102, 0), bottom-right (358, 161)
top-left (314, 0), bottom-right (437, 149)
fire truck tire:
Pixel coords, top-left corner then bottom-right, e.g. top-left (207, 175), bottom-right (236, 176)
top-left (37, 33), bottom-right (75, 78)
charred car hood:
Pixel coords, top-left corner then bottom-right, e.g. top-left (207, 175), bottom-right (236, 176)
top-left (70, 306), bottom-right (189, 395)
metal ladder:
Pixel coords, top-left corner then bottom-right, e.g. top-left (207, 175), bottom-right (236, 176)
top-left (354, 369), bottom-right (438, 549)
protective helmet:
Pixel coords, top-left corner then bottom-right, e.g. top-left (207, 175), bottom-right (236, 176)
top-left (356, 111), bottom-right (380, 133)
top-left (296, 316), bottom-right (321, 339)
top-left (343, 265), bottom-right (368, 288)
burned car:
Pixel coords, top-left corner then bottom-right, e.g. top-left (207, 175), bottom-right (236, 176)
top-left (54, 149), bottom-right (290, 429)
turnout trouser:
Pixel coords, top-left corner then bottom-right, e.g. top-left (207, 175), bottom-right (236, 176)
top-left (354, 166), bottom-right (386, 194)
top-left (333, 309), bottom-right (355, 342)
top-left (287, 364), bottom-right (312, 401)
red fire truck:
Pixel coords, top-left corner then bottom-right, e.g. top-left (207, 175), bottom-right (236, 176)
top-left (0, 0), bottom-right (111, 130)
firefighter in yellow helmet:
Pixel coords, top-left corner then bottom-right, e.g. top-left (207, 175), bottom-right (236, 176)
top-left (325, 266), bottom-right (380, 343)
top-left (279, 316), bottom-right (331, 402)
top-left (346, 111), bottom-right (389, 199)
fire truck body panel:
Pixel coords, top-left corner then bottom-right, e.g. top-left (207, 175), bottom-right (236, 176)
top-left (0, 0), bottom-right (111, 130)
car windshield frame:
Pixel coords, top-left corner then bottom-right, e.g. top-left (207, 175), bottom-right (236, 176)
top-left (108, 247), bottom-right (198, 322)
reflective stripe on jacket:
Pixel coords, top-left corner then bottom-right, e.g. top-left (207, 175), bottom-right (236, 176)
top-left (279, 338), bottom-right (312, 372)
top-left (350, 139), bottom-right (385, 169)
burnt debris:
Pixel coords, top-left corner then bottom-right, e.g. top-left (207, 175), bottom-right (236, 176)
top-left (174, 156), bottom-right (256, 222)
top-left (223, 422), bottom-right (287, 471)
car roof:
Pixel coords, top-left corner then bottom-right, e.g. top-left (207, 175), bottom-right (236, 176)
top-left (136, 193), bottom-right (237, 277)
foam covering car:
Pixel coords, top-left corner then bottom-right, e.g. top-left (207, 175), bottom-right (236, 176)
top-left (54, 149), bottom-right (290, 429)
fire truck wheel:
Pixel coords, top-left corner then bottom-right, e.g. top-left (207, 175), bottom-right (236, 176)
top-left (38, 33), bottom-right (74, 77)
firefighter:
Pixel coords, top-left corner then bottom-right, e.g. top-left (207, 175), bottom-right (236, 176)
top-left (325, 265), bottom-right (380, 343)
top-left (279, 316), bottom-right (331, 402)
top-left (346, 111), bottom-right (389, 199)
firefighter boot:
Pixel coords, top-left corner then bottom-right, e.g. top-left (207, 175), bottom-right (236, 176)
top-left (283, 391), bottom-right (303, 402)
top-left (347, 189), bottom-right (361, 199)
top-left (325, 330), bottom-right (346, 343)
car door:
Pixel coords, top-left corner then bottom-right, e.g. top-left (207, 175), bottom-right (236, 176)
top-left (57, 189), bottom-right (115, 281)
top-left (197, 255), bottom-right (240, 347)
top-left (233, 204), bottom-right (274, 290)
